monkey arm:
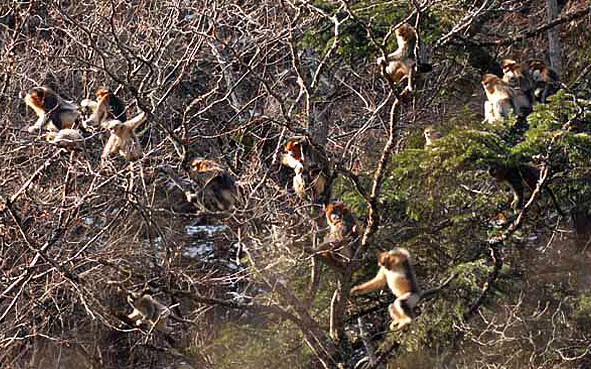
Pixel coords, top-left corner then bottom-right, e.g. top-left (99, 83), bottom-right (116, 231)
top-left (351, 268), bottom-right (387, 295)
top-left (101, 136), bottom-right (118, 159)
top-left (82, 97), bottom-right (107, 126)
top-left (125, 111), bottom-right (147, 131)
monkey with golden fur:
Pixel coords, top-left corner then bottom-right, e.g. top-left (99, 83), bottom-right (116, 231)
top-left (351, 248), bottom-right (421, 330)
top-left (488, 163), bottom-right (564, 216)
top-left (501, 59), bottom-right (535, 110)
top-left (101, 111), bottom-right (146, 162)
top-left (22, 87), bottom-right (80, 133)
top-left (81, 88), bottom-right (127, 127)
top-left (281, 137), bottom-right (329, 200)
top-left (127, 292), bottom-right (170, 332)
top-left (189, 157), bottom-right (238, 212)
top-left (376, 23), bottom-right (432, 93)
top-left (481, 74), bottom-right (531, 123)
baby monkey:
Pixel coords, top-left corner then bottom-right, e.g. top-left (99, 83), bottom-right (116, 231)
top-left (351, 248), bottom-right (421, 330)
top-left (488, 163), bottom-right (564, 216)
top-left (22, 87), bottom-right (80, 133)
top-left (127, 292), bottom-right (170, 332)
top-left (45, 128), bottom-right (85, 151)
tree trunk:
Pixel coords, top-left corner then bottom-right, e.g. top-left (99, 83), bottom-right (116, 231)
top-left (546, 0), bottom-right (562, 74)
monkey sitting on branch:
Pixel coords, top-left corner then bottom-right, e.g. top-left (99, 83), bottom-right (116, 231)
top-left (281, 137), bottom-right (329, 202)
top-left (21, 87), bottom-right (80, 133)
top-left (127, 292), bottom-right (171, 332)
top-left (189, 157), bottom-right (238, 212)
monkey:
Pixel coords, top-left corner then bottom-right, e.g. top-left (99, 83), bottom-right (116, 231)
top-left (324, 202), bottom-right (359, 244)
top-left (81, 88), bottom-right (127, 127)
top-left (351, 248), bottom-right (421, 330)
top-left (189, 157), bottom-right (238, 212)
top-left (314, 202), bottom-right (360, 270)
top-left (488, 163), bottom-right (564, 216)
top-left (481, 74), bottom-right (531, 123)
top-left (101, 111), bottom-right (146, 162)
top-left (127, 292), bottom-right (170, 332)
top-left (423, 125), bottom-right (443, 148)
top-left (281, 138), bottom-right (305, 174)
top-left (523, 59), bottom-right (560, 103)
top-left (376, 23), bottom-right (432, 93)
top-left (280, 137), bottom-right (329, 200)
top-left (22, 87), bottom-right (80, 133)
top-left (501, 59), bottom-right (536, 110)
top-left (45, 128), bottom-right (85, 150)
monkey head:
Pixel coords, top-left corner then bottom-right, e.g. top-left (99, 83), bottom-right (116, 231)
top-left (105, 120), bottom-right (126, 136)
top-left (23, 87), bottom-right (58, 111)
top-left (190, 157), bottom-right (223, 173)
top-left (378, 248), bottom-right (410, 270)
top-left (424, 125), bottom-right (442, 145)
top-left (285, 138), bottom-right (303, 162)
top-left (526, 60), bottom-right (551, 82)
top-left (395, 23), bottom-right (417, 44)
top-left (96, 88), bottom-right (112, 100)
top-left (325, 202), bottom-right (349, 227)
top-left (501, 59), bottom-right (524, 86)
top-left (481, 74), bottom-right (503, 94)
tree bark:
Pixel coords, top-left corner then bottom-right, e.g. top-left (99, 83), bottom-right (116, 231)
top-left (546, 0), bottom-right (562, 74)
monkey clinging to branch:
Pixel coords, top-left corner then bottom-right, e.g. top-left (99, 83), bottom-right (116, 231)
top-left (376, 23), bottom-right (432, 93)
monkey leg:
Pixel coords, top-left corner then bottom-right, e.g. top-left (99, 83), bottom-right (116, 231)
top-left (387, 302), bottom-right (403, 331)
top-left (390, 293), bottom-right (420, 330)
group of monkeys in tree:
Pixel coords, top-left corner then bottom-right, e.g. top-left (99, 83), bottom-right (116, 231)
top-left (22, 86), bottom-right (144, 162)
top-left (282, 142), bottom-right (421, 331)
top-left (22, 85), bottom-right (239, 214)
top-left (19, 22), bottom-right (564, 333)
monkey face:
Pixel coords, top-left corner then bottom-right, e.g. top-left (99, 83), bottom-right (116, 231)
top-left (395, 24), bottom-right (416, 43)
top-left (424, 127), bottom-right (440, 139)
top-left (106, 121), bottom-right (125, 136)
top-left (285, 139), bottom-right (303, 162)
top-left (481, 74), bottom-right (502, 94)
top-left (503, 65), bottom-right (522, 86)
top-left (96, 88), bottom-right (111, 99)
top-left (326, 202), bottom-right (347, 226)
top-left (190, 158), bottom-right (220, 173)
top-left (24, 87), bottom-right (47, 109)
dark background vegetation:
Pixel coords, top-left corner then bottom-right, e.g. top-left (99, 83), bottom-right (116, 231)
top-left (1, 0), bottom-right (590, 368)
